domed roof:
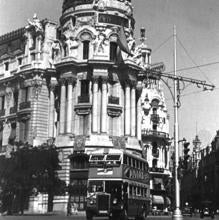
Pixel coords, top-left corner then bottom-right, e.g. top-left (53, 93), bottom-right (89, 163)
top-left (62, 0), bottom-right (93, 12)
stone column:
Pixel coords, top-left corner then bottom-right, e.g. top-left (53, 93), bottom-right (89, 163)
top-left (125, 82), bottom-right (131, 136)
top-left (136, 82), bottom-right (143, 140)
top-left (166, 147), bottom-right (170, 169)
top-left (101, 77), bottom-right (107, 133)
top-left (66, 78), bottom-right (75, 134)
top-left (48, 82), bottom-right (56, 138)
top-left (92, 77), bottom-right (98, 133)
top-left (131, 83), bottom-right (136, 137)
top-left (59, 79), bottom-right (66, 134)
top-left (117, 82), bottom-right (124, 136)
top-left (37, 35), bottom-right (42, 61)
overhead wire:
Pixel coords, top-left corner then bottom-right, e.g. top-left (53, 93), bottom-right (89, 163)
top-left (176, 36), bottom-right (214, 85)
top-left (152, 35), bottom-right (173, 54)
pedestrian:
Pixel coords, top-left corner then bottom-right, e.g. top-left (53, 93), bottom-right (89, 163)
top-left (67, 201), bottom-right (71, 216)
top-left (72, 202), bottom-right (78, 215)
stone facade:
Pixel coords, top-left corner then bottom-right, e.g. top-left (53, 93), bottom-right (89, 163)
top-left (140, 65), bottom-right (172, 211)
top-left (0, 0), bottom-right (171, 214)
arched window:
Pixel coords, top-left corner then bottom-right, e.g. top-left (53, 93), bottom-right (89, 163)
top-left (110, 42), bottom-right (118, 62)
top-left (83, 41), bottom-right (90, 59)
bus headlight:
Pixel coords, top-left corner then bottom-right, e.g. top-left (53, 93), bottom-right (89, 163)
top-left (113, 198), bottom-right (118, 204)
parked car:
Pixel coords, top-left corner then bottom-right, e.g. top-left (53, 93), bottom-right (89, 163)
top-left (182, 206), bottom-right (193, 217)
top-left (200, 207), bottom-right (214, 219)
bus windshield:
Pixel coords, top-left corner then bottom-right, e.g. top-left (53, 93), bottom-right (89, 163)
top-left (90, 155), bottom-right (104, 161)
top-left (88, 180), bottom-right (104, 193)
top-left (106, 154), bottom-right (120, 161)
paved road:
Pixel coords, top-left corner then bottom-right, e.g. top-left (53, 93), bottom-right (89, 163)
top-left (0, 214), bottom-right (219, 220)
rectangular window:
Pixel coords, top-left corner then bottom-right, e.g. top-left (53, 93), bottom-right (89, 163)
top-left (110, 42), bottom-right (117, 62)
top-left (83, 41), bottom-right (89, 59)
top-left (31, 53), bottom-right (35, 61)
top-left (4, 62), bottom-right (9, 71)
top-left (24, 120), bottom-right (29, 142)
top-left (24, 87), bottom-right (29, 102)
top-left (81, 80), bottom-right (89, 96)
top-left (18, 57), bottom-right (22, 65)
top-left (14, 91), bottom-right (18, 107)
top-left (0, 96), bottom-right (5, 110)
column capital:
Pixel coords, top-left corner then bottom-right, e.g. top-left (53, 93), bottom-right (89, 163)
top-left (59, 78), bottom-right (66, 86)
top-left (66, 77), bottom-right (77, 86)
top-left (130, 80), bottom-right (137, 88)
top-left (49, 83), bottom-right (57, 91)
top-left (92, 76), bottom-right (99, 83)
top-left (101, 76), bottom-right (108, 84)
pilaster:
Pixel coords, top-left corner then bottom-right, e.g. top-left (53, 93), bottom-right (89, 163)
top-left (101, 77), bottom-right (108, 133)
top-left (125, 81), bottom-right (131, 136)
top-left (130, 81), bottom-right (136, 137)
top-left (59, 79), bottom-right (66, 134)
top-left (92, 77), bottom-right (99, 133)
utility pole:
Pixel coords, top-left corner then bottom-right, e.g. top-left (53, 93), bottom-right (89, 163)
top-left (172, 25), bottom-right (182, 220)
top-left (140, 26), bottom-right (214, 220)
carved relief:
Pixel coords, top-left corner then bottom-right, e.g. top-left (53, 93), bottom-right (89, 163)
top-left (74, 135), bottom-right (86, 152)
top-left (93, 33), bottom-right (107, 55)
top-left (111, 136), bottom-right (126, 149)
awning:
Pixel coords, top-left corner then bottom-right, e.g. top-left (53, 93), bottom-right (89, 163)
top-left (165, 197), bottom-right (171, 205)
top-left (152, 195), bottom-right (164, 205)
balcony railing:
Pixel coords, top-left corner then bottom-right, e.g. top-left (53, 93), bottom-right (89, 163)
top-left (108, 95), bottom-right (119, 105)
top-left (149, 167), bottom-right (164, 173)
top-left (0, 109), bottom-right (5, 117)
top-left (19, 101), bottom-right (31, 110)
top-left (142, 129), bottom-right (169, 139)
top-left (78, 95), bottom-right (90, 103)
top-left (10, 106), bottom-right (17, 114)
top-left (151, 114), bottom-right (160, 124)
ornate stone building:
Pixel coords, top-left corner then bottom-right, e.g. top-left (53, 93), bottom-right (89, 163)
top-left (0, 0), bottom-right (151, 213)
top-left (140, 64), bottom-right (172, 211)
top-left (0, 0), bottom-right (172, 214)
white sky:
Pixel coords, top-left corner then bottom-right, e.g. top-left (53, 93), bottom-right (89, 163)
top-left (1, 0), bottom-right (219, 149)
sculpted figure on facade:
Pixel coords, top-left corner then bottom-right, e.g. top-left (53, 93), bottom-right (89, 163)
top-left (93, 33), bottom-right (107, 55)
top-left (27, 13), bottom-right (43, 34)
top-left (93, 0), bottom-right (107, 11)
top-left (51, 40), bottom-right (62, 63)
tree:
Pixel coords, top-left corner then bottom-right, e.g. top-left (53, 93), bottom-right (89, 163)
top-left (0, 142), bottom-right (66, 215)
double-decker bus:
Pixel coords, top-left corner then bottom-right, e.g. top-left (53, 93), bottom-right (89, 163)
top-left (86, 148), bottom-right (150, 220)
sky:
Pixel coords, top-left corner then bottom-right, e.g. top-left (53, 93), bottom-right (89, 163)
top-left (1, 0), bottom-right (219, 150)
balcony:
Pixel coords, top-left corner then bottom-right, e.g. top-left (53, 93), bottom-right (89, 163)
top-left (10, 106), bottom-right (17, 114)
top-left (149, 167), bottom-right (164, 173)
top-left (0, 109), bottom-right (5, 117)
top-left (151, 114), bottom-right (160, 124)
top-left (19, 101), bottom-right (31, 110)
top-left (142, 129), bottom-right (169, 139)
top-left (108, 95), bottom-right (119, 105)
top-left (75, 95), bottom-right (91, 116)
